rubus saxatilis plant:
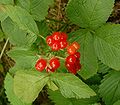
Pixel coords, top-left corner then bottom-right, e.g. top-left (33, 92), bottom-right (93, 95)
top-left (0, 0), bottom-right (120, 105)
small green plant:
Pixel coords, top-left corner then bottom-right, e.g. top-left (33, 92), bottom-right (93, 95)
top-left (0, 0), bottom-right (120, 105)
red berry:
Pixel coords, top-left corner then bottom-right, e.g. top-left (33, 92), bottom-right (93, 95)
top-left (60, 41), bottom-right (68, 49)
top-left (75, 59), bottom-right (81, 71)
top-left (67, 45), bottom-right (76, 55)
top-left (50, 58), bottom-right (60, 70)
top-left (71, 42), bottom-right (80, 50)
top-left (52, 32), bottom-right (61, 41)
top-left (46, 67), bottom-right (55, 72)
top-left (51, 42), bottom-right (60, 51)
top-left (60, 32), bottom-right (68, 41)
top-left (65, 63), bottom-right (77, 74)
top-left (46, 35), bottom-right (54, 46)
top-left (35, 59), bottom-right (47, 72)
top-left (74, 52), bottom-right (80, 59)
top-left (66, 55), bottom-right (76, 64)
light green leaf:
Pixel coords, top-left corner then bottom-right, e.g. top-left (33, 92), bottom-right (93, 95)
top-left (1, 5), bottom-right (39, 34)
top-left (16, 0), bottom-right (53, 21)
top-left (4, 73), bottom-right (32, 105)
top-left (2, 17), bottom-right (37, 47)
top-left (48, 90), bottom-right (98, 105)
top-left (94, 24), bottom-right (120, 70)
top-left (7, 47), bottom-right (38, 69)
top-left (51, 73), bottom-right (96, 99)
top-left (99, 71), bottom-right (120, 105)
top-left (0, 0), bottom-right (14, 5)
top-left (69, 29), bottom-right (98, 79)
top-left (113, 100), bottom-right (120, 105)
top-left (66, 0), bottom-right (114, 29)
top-left (14, 71), bottom-right (49, 103)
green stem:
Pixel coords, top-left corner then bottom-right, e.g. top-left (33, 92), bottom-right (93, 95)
top-left (38, 34), bottom-right (46, 40)
top-left (55, 56), bottom-right (65, 60)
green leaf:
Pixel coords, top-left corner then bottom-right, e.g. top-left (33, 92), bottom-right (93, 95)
top-left (0, 0), bottom-right (14, 5)
top-left (94, 24), bottom-right (120, 70)
top-left (48, 90), bottom-right (98, 105)
top-left (69, 29), bottom-right (98, 79)
top-left (51, 73), bottom-right (96, 99)
top-left (1, 17), bottom-right (37, 47)
top-left (66, 0), bottom-right (114, 29)
top-left (113, 100), bottom-right (120, 105)
top-left (7, 47), bottom-right (38, 70)
top-left (16, 0), bottom-right (53, 21)
top-left (4, 73), bottom-right (32, 105)
top-left (99, 71), bottom-right (120, 105)
top-left (1, 5), bottom-right (39, 34)
top-left (14, 70), bottom-right (49, 103)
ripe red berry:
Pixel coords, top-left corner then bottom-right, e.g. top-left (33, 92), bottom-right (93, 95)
top-left (71, 42), bottom-right (80, 50)
top-left (46, 35), bottom-right (54, 46)
top-left (51, 42), bottom-right (60, 51)
top-left (60, 41), bottom-right (68, 49)
top-left (74, 52), bottom-right (80, 59)
top-left (67, 45), bottom-right (76, 55)
top-left (35, 59), bottom-right (47, 72)
top-left (50, 58), bottom-right (60, 70)
top-left (60, 32), bottom-right (68, 41)
top-left (65, 63), bottom-right (77, 74)
top-left (66, 55), bottom-right (76, 64)
top-left (52, 32), bottom-right (61, 41)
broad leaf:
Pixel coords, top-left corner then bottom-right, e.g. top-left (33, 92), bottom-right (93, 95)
top-left (48, 90), bottom-right (98, 105)
top-left (66, 0), bottom-right (114, 29)
top-left (99, 71), bottom-right (120, 105)
top-left (0, 0), bottom-right (14, 5)
top-left (69, 29), bottom-right (98, 79)
top-left (7, 47), bottom-right (38, 69)
top-left (14, 71), bottom-right (49, 103)
top-left (1, 5), bottom-right (39, 34)
top-left (4, 73), bottom-right (32, 105)
top-left (95, 24), bottom-right (120, 70)
top-left (16, 0), bottom-right (53, 21)
top-left (113, 100), bottom-right (120, 105)
top-left (51, 73), bottom-right (96, 99)
top-left (2, 17), bottom-right (37, 47)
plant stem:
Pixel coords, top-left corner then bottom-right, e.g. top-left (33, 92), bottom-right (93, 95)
top-left (0, 38), bottom-right (9, 59)
top-left (55, 56), bottom-right (65, 60)
top-left (38, 34), bottom-right (46, 40)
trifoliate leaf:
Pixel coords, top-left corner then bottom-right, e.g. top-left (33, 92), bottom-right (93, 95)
top-left (48, 90), bottom-right (98, 105)
top-left (1, 5), bottom-right (39, 34)
top-left (69, 29), bottom-right (98, 79)
top-left (51, 73), bottom-right (96, 99)
top-left (7, 47), bottom-right (38, 70)
top-left (1, 17), bottom-right (37, 47)
top-left (16, 0), bottom-right (53, 21)
top-left (14, 70), bottom-right (49, 103)
top-left (4, 73), bottom-right (32, 105)
top-left (95, 24), bottom-right (120, 70)
top-left (66, 0), bottom-right (114, 29)
top-left (99, 71), bottom-right (120, 105)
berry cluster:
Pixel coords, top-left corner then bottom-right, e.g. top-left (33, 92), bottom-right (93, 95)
top-left (35, 57), bottom-right (60, 73)
top-left (35, 32), bottom-right (81, 75)
top-left (65, 42), bottom-right (81, 74)
top-left (46, 32), bottom-right (68, 51)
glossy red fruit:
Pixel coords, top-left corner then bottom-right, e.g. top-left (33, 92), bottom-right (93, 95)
top-left (52, 32), bottom-right (61, 41)
top-left (35, 59), bottom-right (47, 71)
top-left (74, 52), bottom-right (80, 59)
top-left (46, 67), bottom-right (55, 72)
top-left (60, 32), bottom-right (68, 41)
top-left (75, 59), bottom-right (81, 71)
top-left (50, 58), bottom-right (60, 70)
top-left (67, 45), bottom-right (76, 55)
top-left (46, 35), bottom-right (54, 46)
top-left (65, 63), bottom-right (77, 74)
top-left (51, 42), bottom-right (60, 51)
top-left (66, 55), bottom-right (76, 64)
top-left (60, 41), bottom-right (68, 49)
top-left (71, 42), bottom-right (80, 50)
